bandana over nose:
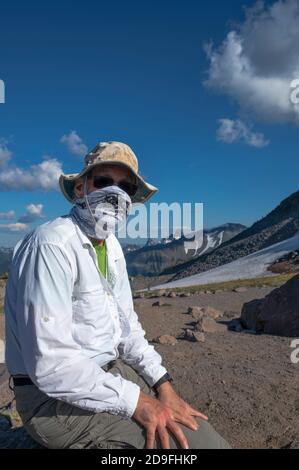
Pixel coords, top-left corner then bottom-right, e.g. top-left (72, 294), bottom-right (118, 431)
top-left (70, 177), bottom-right (132, 240)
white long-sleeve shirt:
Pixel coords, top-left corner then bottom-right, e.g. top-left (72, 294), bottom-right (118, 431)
top-left (4, 214), bottom-right (167, 419)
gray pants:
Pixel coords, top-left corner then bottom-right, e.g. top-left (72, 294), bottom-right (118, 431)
top-left (14, 359), bottom-right (231, 449)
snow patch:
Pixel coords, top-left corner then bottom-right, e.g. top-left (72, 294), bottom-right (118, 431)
top-left (150, 234), bottom-right (299, 290)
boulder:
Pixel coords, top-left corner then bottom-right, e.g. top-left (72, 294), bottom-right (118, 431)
top-left (187, 306), bottom-right (203, 319)
top-left (194, 316), bottom-right (226, 333)
top-left (152, 335), bottom-right (178, 345)
top-left (192, 331), bottom-right (206, 342)
top-left (187, 306), bottom-right (222, 320)
top-left (0, 417), bottom-right (43, 448)
top-left (180, 329), bottom-right (205, 342)
top-left (227, 319), bottom-right (243, 333)
top-left (241, 274), bottom-right (299, 337)
top-left (155, 289), bottom-right (166, 297)
top-left (167, 292), bottom-right (177, 298)
top-left (133, 292), bottom-right (145, 299)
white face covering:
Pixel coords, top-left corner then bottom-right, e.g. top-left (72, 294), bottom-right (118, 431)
top-left (70, 176), bottom-right (132, 240)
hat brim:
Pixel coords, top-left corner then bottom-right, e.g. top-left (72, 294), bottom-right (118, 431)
top-left (59, 160), bottom-right (158, 204)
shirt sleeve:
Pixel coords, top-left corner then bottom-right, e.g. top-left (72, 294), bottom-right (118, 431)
top-left (15, 242), bottom-right (140, 419)
top-left (116, 258), bottom-right (168, 387)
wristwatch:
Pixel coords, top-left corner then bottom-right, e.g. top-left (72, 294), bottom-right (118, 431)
top-left (152, 372), bottom-right (174, 391)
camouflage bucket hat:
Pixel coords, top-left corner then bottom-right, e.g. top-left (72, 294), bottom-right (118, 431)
top-left (59, 141), bottom-right (158, 204)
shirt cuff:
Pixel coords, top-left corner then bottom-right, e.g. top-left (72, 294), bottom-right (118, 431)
top-left (144, 365), bottom-right (168, 388)
top-left (117, 380), bottom-right (141, 419)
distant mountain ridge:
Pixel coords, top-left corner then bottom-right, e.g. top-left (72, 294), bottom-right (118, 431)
top-left (125, 223), bottom-right (246, 276)
top-left (169, 189), bottom-right (299, 282)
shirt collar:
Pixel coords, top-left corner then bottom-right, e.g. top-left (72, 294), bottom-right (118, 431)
top-left (68, 214), bottom-right (123, 262)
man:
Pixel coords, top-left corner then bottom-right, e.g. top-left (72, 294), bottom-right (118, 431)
top-left (4, 141), bottom-right (230, 449)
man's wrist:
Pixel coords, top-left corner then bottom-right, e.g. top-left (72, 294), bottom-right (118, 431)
top-left (152, 372), bottom-right (173, 392)
top-left (155, 380), bottom-right (174, 394)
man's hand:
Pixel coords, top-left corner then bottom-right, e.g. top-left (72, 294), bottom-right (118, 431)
top-left (156, 381), bottom-right (208, 432)
top-left (132, 390), bottom-right (190, 449)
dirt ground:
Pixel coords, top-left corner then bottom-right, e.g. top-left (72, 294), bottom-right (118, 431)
top-left (135, 287), bottom-right (299, 449)
top-left (0, 285), bottom-right (298, 448)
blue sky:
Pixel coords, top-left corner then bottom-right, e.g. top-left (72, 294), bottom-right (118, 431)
top-left (0, 0), bottom-right (298, 247)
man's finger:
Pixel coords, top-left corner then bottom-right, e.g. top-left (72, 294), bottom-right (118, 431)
top-left (168, 422), bottom-right (189, 449)
top-left (146, 426), bottom-right (157, 449)
top-left (157, 425), bottom-right (171, 449)
top-left (190, 408), bottom-right (208, 420)
top-left (172, 413), bottom-right (199, 431)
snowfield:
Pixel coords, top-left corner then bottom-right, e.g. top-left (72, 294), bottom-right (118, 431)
top-left (150, 234), bottom-right (299, 290)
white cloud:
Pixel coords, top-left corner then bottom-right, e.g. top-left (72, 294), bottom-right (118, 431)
top-left (204, 0), bottom-right (299, 125)
top-left (0, 223), bottom-right (28, 232)
top-left (217, 119), bottom-right (269, 148)
top-left (18, 204), bottom-right (44, 223)
top-left (0, 210), bottom-right (15, 220)
top-left (60, 130), bottom-right (88, 157)
top-left (0, 158), bottom-right (63, 191)
top-left (0, 140), bottom-right (12, 166)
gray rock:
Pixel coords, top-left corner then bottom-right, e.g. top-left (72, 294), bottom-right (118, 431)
top-left (155, 289), bottom-right (166, 297)
top-left (194, 316), bottom-right (227, 333)
top-left (241, 274), bottom-right (299, 336)
top-left (133, 292), bottom-right (145, 299)
top-left (0, 418), bottom-right (43, 448)
top-left (152, 335), bottom-right (178, 345)
top-left (228, 319), bottom-right (243, 333)
top-left (167, 292), bottom-right (177, 298)
top-left (187, 306), bottom-right (203, 318)
top-left (180, 329), bottom-right (205, 342)
top-left (192, 332), bottom-right (205, 342)
top-left (187, 306), bottom-right (222, 320)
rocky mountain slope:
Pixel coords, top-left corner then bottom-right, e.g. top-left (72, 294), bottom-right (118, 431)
top-left (169, 189), bottom-right (299, 282)
top-left (125, 223), bottom-right (246, 276)
top-left (151, 234), bottom-right (299, 291)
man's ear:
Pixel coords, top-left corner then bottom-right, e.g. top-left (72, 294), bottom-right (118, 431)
top-left (74, 178), bottom-right (84, 198)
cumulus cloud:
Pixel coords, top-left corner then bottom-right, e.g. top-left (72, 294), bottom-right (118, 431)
top-left (0, 158), bottom-right (63, 191)
top-left (61, 130), bottom-right (88, 157)
top-left (18, 204), bottom-right (44, 223)
top-left (0, 210), bottom-right (15, 220)
top-left (0, 223), bottom-right (28, 232)
top-left (217, 118), bottom-right (269, 147)
top-left (204, 0), bottom-right (299, 125)
top-left (0, 140), bottom-right (12, 166)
